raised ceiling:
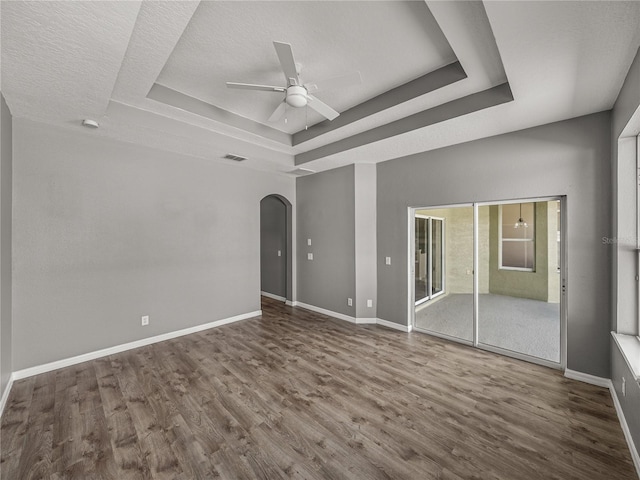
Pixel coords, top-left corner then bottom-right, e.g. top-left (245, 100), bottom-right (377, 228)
top-left (2, 1), bottom-right (640, 176)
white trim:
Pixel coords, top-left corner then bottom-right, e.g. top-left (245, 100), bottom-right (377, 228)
top-left (357, 318), bottom-right (378, 325)
top-left (260, 291), bottom-right (286, 302)
top-left (610, 380), bottom-right (640, 478)
top-left (295, 302), bottom-right (357, 323)
top-left (376, 318), bottom-right (411, 333)
top-left (12, 310), bottom-right (262, 380)
top-left (294, 302), bottom-right (409, 331)
top-left (565, 368), bottom-right (640, 477)
top-left (0, 373), bottom-right (15, 418)
top-left (285, 300), bottom-right (297, 307)
top-left (612, 332), bottom-right (640, 382)
top-left (564, 369), bottom-right (611, 388)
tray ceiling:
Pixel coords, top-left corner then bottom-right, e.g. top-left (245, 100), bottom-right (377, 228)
top-left (2, 1), bottom-right (640, 175)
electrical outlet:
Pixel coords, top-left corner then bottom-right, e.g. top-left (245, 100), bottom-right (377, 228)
top-left (277, 250), bottom-right (281, 257)
top-left (385, 257), bottom-right (391, 265)
top-left (348, 298), bottom-right (353, 307)
top-left (466, 269), bottom-right (472, 275)
top-left (307, 253), bottom-right (313, 260)
top-left (622, 376), bottom-right (626, 397)
top-left (367, 299), bottom-right (373, 308)
top-left (141, 315), bottom-right (149, 326)
top-left (307, 238), bottom-right (312, 246)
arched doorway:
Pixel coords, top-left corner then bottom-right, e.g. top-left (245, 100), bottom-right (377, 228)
top-left (260, 195), bottom-right (293, 303)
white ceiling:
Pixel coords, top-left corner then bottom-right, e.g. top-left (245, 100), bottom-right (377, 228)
top-left (2, 1), bottom-right (640, 176)
top-left (157, 1), bottom-right (455, 133)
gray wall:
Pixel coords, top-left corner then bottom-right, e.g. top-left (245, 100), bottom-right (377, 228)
top-left (354, 164), bottom-right (377, 318)
top-left (377, 112), bottom-right (611, 377)
top-left (0, 94), bottom-right (13, 398)
top-left (612, 344), bottom-right (640, 456)
top-left (297, 165), bottom-right (355, 317)
top-left (12, 118), bottom-right (295, 370)
top-left (260, 195), bottom-right (287, 298)
top-left (611, 46), bottom-right (640, 462)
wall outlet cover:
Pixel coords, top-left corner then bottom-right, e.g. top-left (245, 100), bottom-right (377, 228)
top-left (141, 315), bottom-right (149, 326)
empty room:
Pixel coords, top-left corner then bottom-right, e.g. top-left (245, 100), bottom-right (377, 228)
top-left (1, 1), bottom-right (640, 479)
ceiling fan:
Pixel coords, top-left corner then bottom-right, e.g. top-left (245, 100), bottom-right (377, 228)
top-left (226, 41), bottom-right (361, 123)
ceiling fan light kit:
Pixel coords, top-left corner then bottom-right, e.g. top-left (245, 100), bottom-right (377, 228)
top-left (285, 85), bottom-right (308, 107)
top-left (226, 41), bottom-right (361, 124)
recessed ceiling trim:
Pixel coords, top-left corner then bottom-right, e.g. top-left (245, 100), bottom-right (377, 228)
top-left (295, 82), bottom-right (514, 165)
top-left (292, 61), bottom-right (467, 146)
top-left (147, 83), bottom-right (291, 146)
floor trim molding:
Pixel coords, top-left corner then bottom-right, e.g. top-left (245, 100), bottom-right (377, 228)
top-left (610, 382), bottom-right (640, 478)
top-left (564, 369), bottom-right (611, 388)
top-left (295, 302), bottom-right (410, 332)
top-left (376, 318), bottom-right (411, 333)
top-left (285, 300), bottom-right (297, 307)
top-left (0, 373), bottom-right (15, 418)
top-left (565, 368), bottom-right (640, 478)
top-left (260, 291), bottom-right (286, 302)
top-left (12, 310), bottom-right (262, 381)
top-left (295, 302), bottom-right (357, 323)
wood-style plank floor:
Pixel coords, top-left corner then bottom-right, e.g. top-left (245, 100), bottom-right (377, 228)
top-left (1, 297), bottom-right (636, 479)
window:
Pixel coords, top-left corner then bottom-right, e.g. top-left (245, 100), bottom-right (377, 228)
top-left (500, 202), bottom-right (535, 271)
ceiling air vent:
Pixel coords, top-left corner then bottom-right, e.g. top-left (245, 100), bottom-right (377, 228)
top-left (223, 153), bottom-right (247, 162)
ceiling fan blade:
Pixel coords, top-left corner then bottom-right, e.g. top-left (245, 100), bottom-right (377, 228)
top-left (306, 95), bottom-right (339, 121)
top-left (268, 102), bottom-right (287, 123)
top-left (304, 71), bottom-right (362, 94)
top-left (226, 82), bottom-right (285, 92)
top-left (273, 41), bottom-right (301, 86)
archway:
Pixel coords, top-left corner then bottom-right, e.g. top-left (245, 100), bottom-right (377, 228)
top-left (260, 194), bottom-right (293, 303)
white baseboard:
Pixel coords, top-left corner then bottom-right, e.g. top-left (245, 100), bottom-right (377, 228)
top-left (609, 381), bottom-right (640, 478)
top-left (564, 369), bottom-right (611, 388)
top-left (12, 310), bottom-right (262, 381)
top-left (565, 369), bottom-right (640, 478)
top-left (295, 302), bottom-right (410, 332)
top-left (285, 300), bottom-right (297, 307)
top-left (0, 373), bottom-right (15, 418)
top-left (356, 318), bottom-right (377, 325)
top-left (260, 291), bottom-right (286, 302)
top-left (376, 317), bottom-right (411, 333)
top-left (296, 302), bottom-right (357, 323)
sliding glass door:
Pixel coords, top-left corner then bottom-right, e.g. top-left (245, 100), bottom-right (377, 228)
top-left (414, 216), bottom-right (444, 305)
top-left (411, 198), bottom-right (564, 368)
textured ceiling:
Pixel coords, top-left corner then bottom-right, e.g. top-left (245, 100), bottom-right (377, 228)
top-left (156, 1), bottom-right (455, 134)
top-left (2, 1), bottom-right (640, 176)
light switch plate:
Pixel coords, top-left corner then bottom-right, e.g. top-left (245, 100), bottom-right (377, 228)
top-left (307, 253), bottom-right (313, 260)
top-left (385, 257), bottom-right (391, 265)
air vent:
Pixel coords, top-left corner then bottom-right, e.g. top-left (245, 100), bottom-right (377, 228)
top-left (288, 168), bottom-right (315, 176)
top-left (223, 153), bottom-right (247, 162)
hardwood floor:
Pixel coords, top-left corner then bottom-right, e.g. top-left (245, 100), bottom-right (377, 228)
top-left (1, 297), bottom-right (636, 479)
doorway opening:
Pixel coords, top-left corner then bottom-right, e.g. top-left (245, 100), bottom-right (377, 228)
top-left (260, 195), bottom-right (293, 304)
top-left (409, 198), bottom-right (566, 369)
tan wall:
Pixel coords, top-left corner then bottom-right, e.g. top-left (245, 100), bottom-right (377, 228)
top-left (488, 202), bottom-right (559, 302)
top-left (416, 206), bottom-right (489, 295)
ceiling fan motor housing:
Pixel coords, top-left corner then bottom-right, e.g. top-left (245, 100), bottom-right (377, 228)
top-left (286, 85), bottom-right (308, 108)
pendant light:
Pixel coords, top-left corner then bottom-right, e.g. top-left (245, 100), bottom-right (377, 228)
top-left (514, 203), bottom-right (528, 229)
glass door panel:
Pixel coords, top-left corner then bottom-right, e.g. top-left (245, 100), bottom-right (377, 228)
top-left (431, 218), bottom-right (444, 296)
top-left (414, 207), bottom-right (473, 342)
top-left (477, 201), bottom-right (561, 363)
top-left (415, 217), bottom-right (429, 304)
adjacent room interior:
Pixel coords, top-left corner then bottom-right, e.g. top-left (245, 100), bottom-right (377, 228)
top-left (414, 200), bottom-right (562, 363)
top-left (1, 1), bottom-right (640, 479)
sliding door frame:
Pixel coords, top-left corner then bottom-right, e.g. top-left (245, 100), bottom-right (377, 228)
top-left (408, 197), bottom-right (567, 370)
